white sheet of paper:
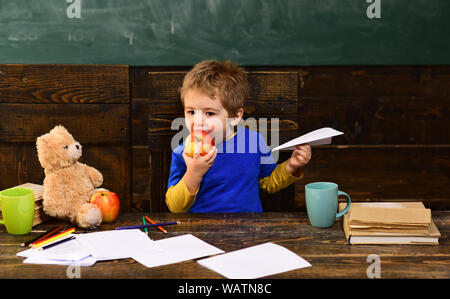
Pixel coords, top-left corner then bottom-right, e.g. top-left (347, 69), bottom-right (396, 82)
top-left (197, 242), bottom-right (311, 279)
top-left (75, 229), bottom-right (158, 261)
top-left (17, 234), bottom-right (76, 258)
top-left (17, 235), bottom-right (90, 262)
top-left (132, 234), bottom-right (224, 268)
top-left (271, 127), bottom-right (344, 151)
top-left (23, 255), bottom-right (97, 266)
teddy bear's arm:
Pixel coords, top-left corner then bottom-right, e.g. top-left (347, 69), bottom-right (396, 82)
top-left (79, 162), bottom-right (103, 188)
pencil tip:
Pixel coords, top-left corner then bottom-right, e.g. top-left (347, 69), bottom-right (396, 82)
top-left (177, 221), bottom-right (181, 224)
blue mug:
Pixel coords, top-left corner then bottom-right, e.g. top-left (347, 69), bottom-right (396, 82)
top-left (305, 182), bottom-right (351, 228)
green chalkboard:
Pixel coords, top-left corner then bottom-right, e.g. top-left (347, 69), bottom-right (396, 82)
top-left (0, 0), bottom-right (449, 65)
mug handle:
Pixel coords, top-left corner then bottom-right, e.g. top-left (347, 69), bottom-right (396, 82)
top-left (335, 191), bottom-right (351, 219)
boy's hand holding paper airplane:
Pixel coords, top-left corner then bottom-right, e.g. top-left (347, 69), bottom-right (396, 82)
top-left (286, 144), bottom-right (311, 177)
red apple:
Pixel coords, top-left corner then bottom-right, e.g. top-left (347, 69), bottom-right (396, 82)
top-left (90, 191), bottom-right (120, 222)
top-left (185, 130), bottom-right (215, 157)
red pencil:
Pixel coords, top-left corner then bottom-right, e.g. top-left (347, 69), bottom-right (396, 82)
top-left (32, 227), bottom-right (75, 247)
top-left (26, 225), bottom-right (64, 247)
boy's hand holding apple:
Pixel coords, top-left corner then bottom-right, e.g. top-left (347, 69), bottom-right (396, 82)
top-left (182, 135), bottom-right (217, 195)
top-left (286, 144), bottom-right (311, 177)
top-left (183, 142), bottom-right (217, 177)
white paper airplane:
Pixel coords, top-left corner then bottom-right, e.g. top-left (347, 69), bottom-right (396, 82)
top-left (271, 127), bottom-right (344, 152)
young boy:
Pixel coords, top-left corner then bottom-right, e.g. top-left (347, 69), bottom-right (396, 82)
top-left (166, 60), bottom-right (311, 213)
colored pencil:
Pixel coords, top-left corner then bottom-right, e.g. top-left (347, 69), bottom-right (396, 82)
top-left (115, 221), bottom-right (180, 230)
top-left (32, 227), bottom-right (75, 248)
top-left (39, 235), bottom-right (76, 251)
top-left (145, 216), bottom-right (168, 234)
top-left (142, 217), bottom-right (148, 234)
top-left (21, 225), bottom-right (63, 247)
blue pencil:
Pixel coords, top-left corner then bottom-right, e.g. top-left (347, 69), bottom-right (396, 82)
top-left (115, 221), bottom-right (181, 230)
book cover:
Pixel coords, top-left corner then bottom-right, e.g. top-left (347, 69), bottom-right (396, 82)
top-left (339, 202), bottom-right (441, 245)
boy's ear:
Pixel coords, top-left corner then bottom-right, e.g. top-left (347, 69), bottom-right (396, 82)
top-left (230, 108), bottom-right (244, 126)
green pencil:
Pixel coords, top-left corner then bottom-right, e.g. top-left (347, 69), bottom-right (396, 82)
top-left (142, 216), bottom-right (148, 234)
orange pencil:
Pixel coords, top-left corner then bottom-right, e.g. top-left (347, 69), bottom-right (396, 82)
top-left (145, 216), bottom-right (168, 234)
top-left (22, 225), bottom-right (64, 247)
top-left (32, 227), bottom-right (75, 248)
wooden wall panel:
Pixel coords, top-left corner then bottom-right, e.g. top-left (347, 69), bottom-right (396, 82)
top-left (0, 103), bottom-right (129, 143)
top-left (147, 71), bottom-right (298, 116)
top-left (0, 64), bottom-right (129, 104)
top-left (298, 96), bottom-right (450, 144)
top-left (298, 66), bottom-right (450, 99)
top-left (82, 144), bottom-right (131, 212)
top-left (0, 64), bottom-right (131, 212)
top-left (131, 146), bottom-right (150, 212)
top-left (294, 66), bottom-right (450, 210)
top-left (294, 146), bottom-right (450, 210)
top-left (4, 65), bottom-right (446, 213)
top-left (0, 143), bottom-right (43, 191)
top-left (135, 66), bottom-right (450, 212)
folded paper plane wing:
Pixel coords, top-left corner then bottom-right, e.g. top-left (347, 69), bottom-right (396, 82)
top-left (271, 127), bottom-right (344, 151)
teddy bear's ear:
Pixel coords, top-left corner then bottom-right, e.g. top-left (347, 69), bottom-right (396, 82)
top-left (36, 135), bottom-right (50, 168)
top-left (50, 125), bottom-right (68, 135)
top-left (36, 135), bottom-right (46, 147)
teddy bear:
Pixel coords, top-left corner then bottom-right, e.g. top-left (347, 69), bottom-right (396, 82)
top-left (36, 125), bottom-right (104, 228)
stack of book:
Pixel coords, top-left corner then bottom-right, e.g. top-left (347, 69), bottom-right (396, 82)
top-left (340, 202), bottom-right (441, 245)
top-left (0, 183), bottom-right (50, 227)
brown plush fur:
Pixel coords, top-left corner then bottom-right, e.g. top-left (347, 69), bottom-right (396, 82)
top-left (36, 125), bottom-right (103, 228)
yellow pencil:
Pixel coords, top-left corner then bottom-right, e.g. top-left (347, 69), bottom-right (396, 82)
top-left (32, 227), bottom-right (75, 249)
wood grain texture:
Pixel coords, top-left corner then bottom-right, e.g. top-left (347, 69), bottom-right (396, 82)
top-left (148, 71), bottom-right (298, 116)
top-left (0, 142), bottom-right (43, 190)
top-left (137, 66), bottom-right (450, 212)
top-left (149, 151), bottom-right (171, 213)
top-left (132, 146), bottom-right (150, 212)
top-left (299, 66), bottom-right (450, 99)
top-left (1, 212), bottom-right (448, 279)
top-left (299, 96), bottom-right (450, 145)
top-left (3, 65), bottom-right (448, 215)
top-left (82, 144), bottom-right (131, 212)
top-left (0, 64), bottom-right (129, 104)
top-left (293, 146), bottom-right (450, 210)
top-left (0, 103), bottom-right (129, 143)
top-left (298, 66), bottom-right (450, 145)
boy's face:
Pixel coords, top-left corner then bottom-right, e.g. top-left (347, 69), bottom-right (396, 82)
top-left (183, 88), bottom-right (242, 144)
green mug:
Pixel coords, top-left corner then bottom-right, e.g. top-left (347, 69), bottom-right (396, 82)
top-left (0, 187), bottom-right (35, 235)
top-left (305, 182), bottom-right (351, 228)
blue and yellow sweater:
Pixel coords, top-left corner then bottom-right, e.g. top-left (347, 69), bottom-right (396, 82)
top-left (166, 126), bottom-right (302, 213)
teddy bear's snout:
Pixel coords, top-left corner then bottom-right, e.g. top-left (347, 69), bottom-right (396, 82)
top-left (67, 142), bottom-right (82, 161)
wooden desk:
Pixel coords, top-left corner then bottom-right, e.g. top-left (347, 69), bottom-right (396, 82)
top-left (0, 212), bottom-right (448, 279)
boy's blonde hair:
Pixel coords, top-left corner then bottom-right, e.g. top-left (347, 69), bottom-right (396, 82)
top-left (180, 60), bottom-right (249, 116)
